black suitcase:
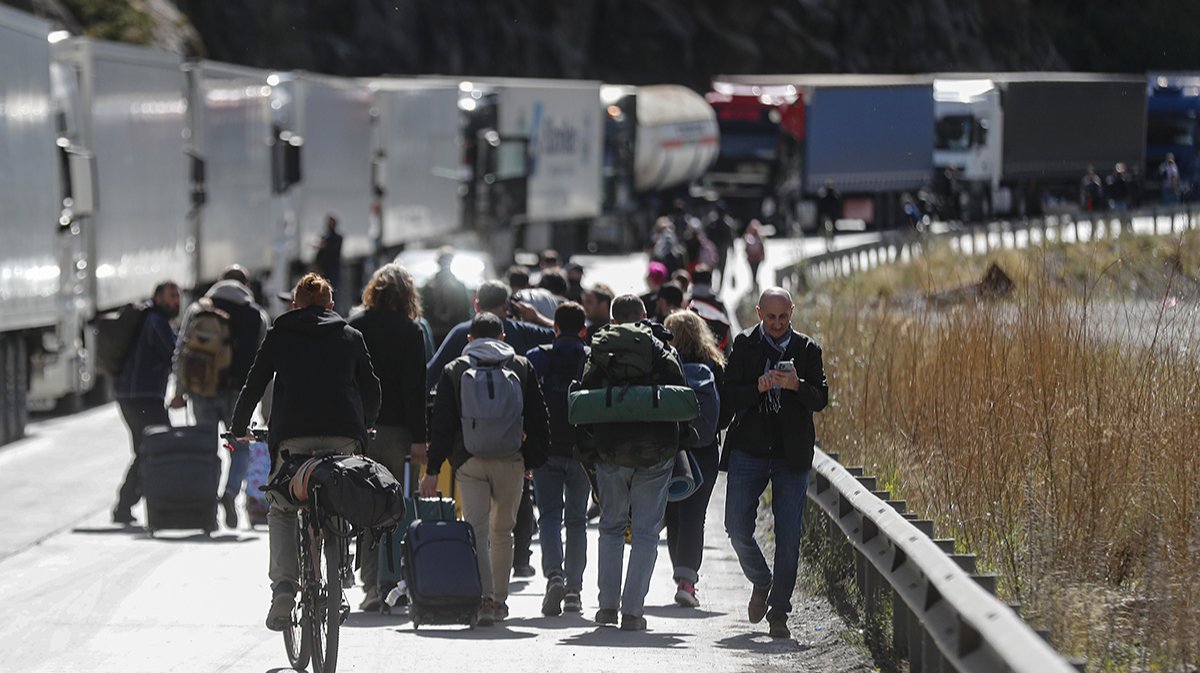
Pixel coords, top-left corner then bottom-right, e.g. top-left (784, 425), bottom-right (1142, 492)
top-left (401, 519), bottom-right (481, 629)
top-left (140, 424), bottom-right (220, 535)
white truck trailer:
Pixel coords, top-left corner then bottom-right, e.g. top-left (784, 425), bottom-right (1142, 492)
top-left (0, 5), bottom-right (58, 442)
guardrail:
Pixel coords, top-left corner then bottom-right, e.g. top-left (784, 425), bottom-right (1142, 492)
top-left (777, 205), bottom-right (1200, 290)
top-left (807, 447), bottom-right (1085, 673)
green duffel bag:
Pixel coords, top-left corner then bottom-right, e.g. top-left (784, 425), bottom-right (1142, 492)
top-left (568, 384), bottom-right (699, 425)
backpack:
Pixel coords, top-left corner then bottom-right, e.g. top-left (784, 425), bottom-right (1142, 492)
top-left (589, 323), bottom-right (657, 384)
top-left (93, 302), bottom-right (150, 377)
top-left (536, 344), bottom-right (587, 449)
top-left (287, 454), bottom-right (406, 534)
top-left (680, 362), bottom-right (720, 447)
top-left (178, 298), bottom-right (233, 396)
top-left (459, 358), bottom-right (525, 458)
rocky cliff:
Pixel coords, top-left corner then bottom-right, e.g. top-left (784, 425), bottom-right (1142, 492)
top-left (6, 0), bottom-right (1200, 85)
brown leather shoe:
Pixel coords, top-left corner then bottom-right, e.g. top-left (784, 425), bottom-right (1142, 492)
top-left (748, 586), bottom-right (770, 624)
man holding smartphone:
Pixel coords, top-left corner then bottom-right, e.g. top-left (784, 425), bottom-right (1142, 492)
top-left (719, 287), bottom-right (828, 639)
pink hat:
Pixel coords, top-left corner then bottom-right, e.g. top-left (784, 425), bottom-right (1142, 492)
top-left (647, 261), bottom-right (669, 284)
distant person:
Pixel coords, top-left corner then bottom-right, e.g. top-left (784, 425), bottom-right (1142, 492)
top-left (662, 310), bottom-right (725, 608)
top-left (721, 287), bottom-right (828, 639)
top-left (671, 269), bottom-right (691, 295)
top-left (582, 283), bottom-right (614, 340)
top-left (577, 294), bottom-right (687, 631)
top-left (1160, 153), bottom-right (1182, 204)
top-left (1107, 162), bottom-right (1134, 231)
top-left (639, 261), bottom-right (669, 315)
top-left (650, 217), bottom-right (686, 274)
top-left (539, 249), bottom-right (561, 273)
top-left (564, 262), bottom-right (585, 303)
top-left (743, 220), bottom-right (766, 288)
top-left (817, 181), bottom-right (842, 247)
top-left (170, 265), bottom-right (269, 529)
top-left (687, 265), bottom-right (732, 353)
top-left (525, 302), bottom-right (591, 616)
top-left (421, 247), bottom-right (472, 347)
top-left (112, 281), bottom-right (181, 525)
top-left (655, 283), bottom-right (685, 322)
top-left (1081, 165), bottom-right (1105, 212)
top-left (514, 269), bottom-right (567, 319)
top-left (506, 265), bottom-right (531, 294)
top-left (312, 214), bottom-right (344, 307)
top-left (425, 280), bottom-right (553, 392)
top-left (348, 263), bottom-right (429, 611)
top-left (422, 312), bottom-right (549, 626)
top-left (703, 202), bottom-right (736, 290)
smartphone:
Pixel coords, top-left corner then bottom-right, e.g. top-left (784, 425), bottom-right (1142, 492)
top-left (774, 360), bottom-right (795, 373)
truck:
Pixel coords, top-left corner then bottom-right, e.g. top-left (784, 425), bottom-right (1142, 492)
top-left (706, 75), bottom-right (936, 231)
top-left (597, 84), bottom-right (719, 250)
top-left (934, 73), bottom-right (1148, 219)
top-left (0, 5), bottom-right (58, 443)
top-left (1145, 73), bottom-right (1200, 201)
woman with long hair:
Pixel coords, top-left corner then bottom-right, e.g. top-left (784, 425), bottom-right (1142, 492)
top-left (348, 263), bottom-right (430, 610)
top-left (662, 310), bottom-right (726, 608)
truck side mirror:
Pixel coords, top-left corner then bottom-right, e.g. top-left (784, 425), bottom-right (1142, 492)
top-left (272, 125), bottom-right (302, 194)
top-left (974, 120), bottom-right (989, 147)
top-left (65, 149), bottom-right (96, 217)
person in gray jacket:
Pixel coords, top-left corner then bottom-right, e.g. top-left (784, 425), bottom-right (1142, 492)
top-left (171, 265), bottom-right (269, 529)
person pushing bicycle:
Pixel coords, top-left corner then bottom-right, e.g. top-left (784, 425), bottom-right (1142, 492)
top-left (231, 273), bottom-right (381, 631)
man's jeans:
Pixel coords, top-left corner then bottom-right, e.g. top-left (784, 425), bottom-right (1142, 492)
top-left (267, 436), bottom-right (359, 595)
top-left (724, 450), bottom-right (810, 616)
top-left (531, 455), bottom-right (590, 592)
top-left (595, 457), bottom-right (673, 618)
top-left (191, 393), bottom-right (247, 500)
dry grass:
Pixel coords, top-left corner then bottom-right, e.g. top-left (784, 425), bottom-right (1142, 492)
top-left (799, 230), bottom-right (1200, 671)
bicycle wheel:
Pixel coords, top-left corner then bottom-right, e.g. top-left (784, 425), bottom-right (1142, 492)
top-left (309, 536), bottom-right (341, 673)
top-left (284, 600), bottom-right (310, 671)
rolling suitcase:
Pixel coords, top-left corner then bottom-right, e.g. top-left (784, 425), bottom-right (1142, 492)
top-left (140, 424), bottom-right (220, 535)
top-left (379, 457), bottom-right (456, 612)
top-left (401, 518), bottom-right (481, 629)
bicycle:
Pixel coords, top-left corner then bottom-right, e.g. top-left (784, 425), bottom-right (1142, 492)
top-left (224, 429), bottom-right (353, 673)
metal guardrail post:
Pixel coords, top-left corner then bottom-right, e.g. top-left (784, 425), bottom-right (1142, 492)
top-left (806, 448), bottom-right (1081, 673)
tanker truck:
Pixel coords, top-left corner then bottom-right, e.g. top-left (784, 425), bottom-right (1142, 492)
top-left (595, 84), bottom-right (720, 251)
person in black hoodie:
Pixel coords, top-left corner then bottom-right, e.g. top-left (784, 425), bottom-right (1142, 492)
top-left (231, 273), bottom-right (381, 632)
top-left (347, 263), bottom-right (428, 611)
top-left (721, 287), bottom-right (827, 640)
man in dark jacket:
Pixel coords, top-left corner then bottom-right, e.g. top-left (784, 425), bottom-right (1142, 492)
top-left (578, 295), bottom-right (686, 632)
top-left (582, 283), bottom-right (613, 341)
top-left (425, 280), bottom-right (553, 392)
top-left (721, 287), bottom-right (827, 639)
top-left (170, 265), bottom-right (269, 529)
top-left (421, 313), bottom-right (549, 626)
top-left (525, 302), bottom-right (590, 616)
top-left (230, 273), bottom-right (381, 632)
top-left (112, 281), bottom-right (181, 525)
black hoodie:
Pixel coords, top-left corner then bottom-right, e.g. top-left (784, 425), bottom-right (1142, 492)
top-left (232, 306), bottom-right (381, 456)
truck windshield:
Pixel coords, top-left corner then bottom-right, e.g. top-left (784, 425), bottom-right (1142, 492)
top-left (1147, 116), bottom-right (1196, 147)
top-left (718, 131), bottom-right (778, 162)
top-left (936, 115), bottom-right (974, 150)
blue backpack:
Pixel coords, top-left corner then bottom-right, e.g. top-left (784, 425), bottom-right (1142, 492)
top-left (681, 362), bottom-right (720, 447)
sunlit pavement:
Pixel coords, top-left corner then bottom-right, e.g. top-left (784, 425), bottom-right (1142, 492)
top-left (0, 247), bottom-right (874, 671)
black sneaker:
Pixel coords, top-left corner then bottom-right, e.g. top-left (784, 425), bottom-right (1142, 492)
top-left (513, 564), bottom-right (536, 578)
top-left (112, 510), bottom-right (136, 526)
top-left (542, 576), bottom-right (567, 616)
top-left (594, 608), bottom-right (619, 625)
top-left (563, 592), bottom-right (582, 613)
top-left (620, 613), bottom-right (647, 631)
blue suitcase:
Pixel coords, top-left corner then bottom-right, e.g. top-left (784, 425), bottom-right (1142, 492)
top-left (402, 519), bottom-right (481, 629)
top-left (140, 424), bottom-right (220, 536)
top-left (378, 458), bottom-right (456, 611)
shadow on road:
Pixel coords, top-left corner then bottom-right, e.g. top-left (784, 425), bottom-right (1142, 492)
top-left (558, 626), bottom-right (688, 649)
top-left (406, 625), bottom-right (537, 640)
top-left (715, 632), bottom-right (809, 654)
top-left (343, 611), bottom-right (410, 629)
top-left (135, 532), bottom-right (260, 544)
top-left (503, 613), bottom-right (591, 630)
top-left (643, 605), bottom-right (727, 620)
top-left (72, 525), bottom-right (148, 535)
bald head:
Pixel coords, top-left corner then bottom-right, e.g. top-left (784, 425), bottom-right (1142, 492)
top-left (756, 287), bottom-right (794, 340)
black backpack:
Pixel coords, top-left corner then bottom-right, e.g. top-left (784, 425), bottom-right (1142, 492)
top-left (536, 343), bottom-right (588, 449)
top-left (93, 302), bottom-right (150, 377)
top-left (276, 454), bottom-right (406, 536)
